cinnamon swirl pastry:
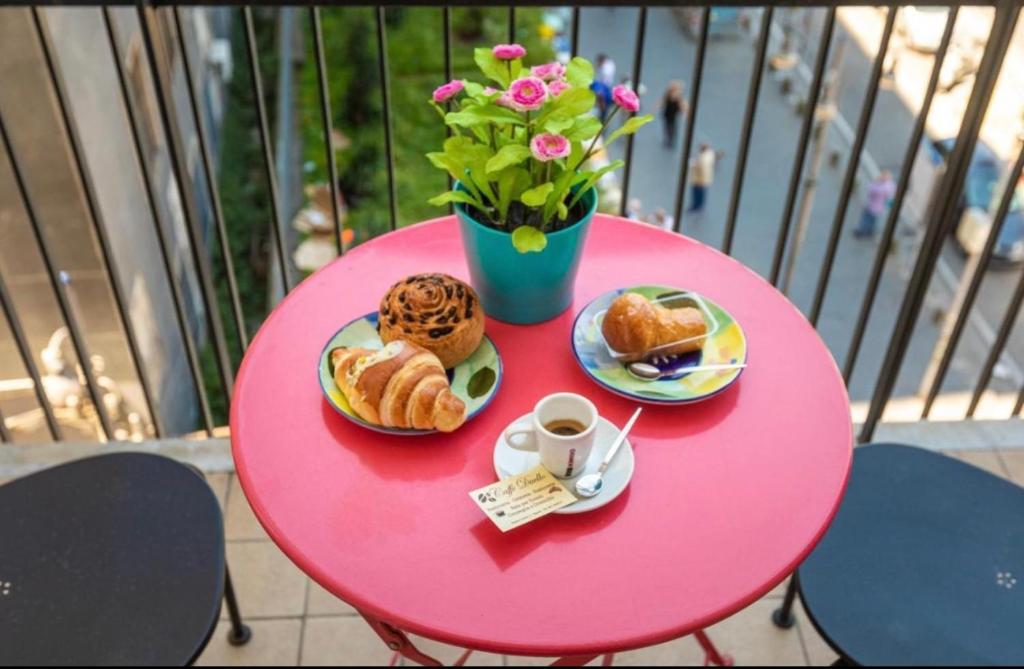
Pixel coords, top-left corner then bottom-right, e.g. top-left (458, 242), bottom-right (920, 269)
top-left (378, 274), bottom-right (485, 368)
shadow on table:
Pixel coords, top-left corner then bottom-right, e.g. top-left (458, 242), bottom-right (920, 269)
top-left (321, 400), bottom-right (471, 481)
top-left (468, 487), bottom-right (632, 571)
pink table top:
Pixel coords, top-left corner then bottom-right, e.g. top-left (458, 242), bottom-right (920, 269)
top-left (231, 215), bottom-right (852, 657)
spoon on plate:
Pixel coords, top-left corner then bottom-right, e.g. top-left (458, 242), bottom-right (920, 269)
top-left (575, 407), bottom-right (642, 498)
top-left (627, 361), bottom-right (747, 381)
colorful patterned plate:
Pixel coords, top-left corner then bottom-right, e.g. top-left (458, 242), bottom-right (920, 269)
top-left (571, 286), bottom-right (747, 405)
top-left (318, 312), bottom-right (502, 435)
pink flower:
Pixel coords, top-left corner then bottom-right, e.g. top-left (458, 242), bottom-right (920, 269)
top-left (547, 80), bottom-right (570, 98)
top-left (507, 77), bottom-right (548, 112)
top-left (432, 79), bottom-right (464, 103)
top-left (492, 43), bottom-right (527, 60)
top-left (530, 62), bottom-right (566, 81)
top-left (530, 133), bottom-right (571, 162)
top-left (612, 85), bottom-right (640, 113)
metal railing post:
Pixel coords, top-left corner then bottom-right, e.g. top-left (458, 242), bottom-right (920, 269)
top-left (310, 6), bottom-right (346, 257)
top-left (842, 7), bottom-right (957, 384)
top-left (34, 7), bottom-right (163, 438)
top-left (859, 1), bottom-right (1021, 442)
top-left (618, 7), bottom-right (647, 217)
top-left (376, 6), bottom-right (398, 232)
top-left (103, 7), bottom-right (215, 437)
top-left (671, 7), bottom-right (710, 233)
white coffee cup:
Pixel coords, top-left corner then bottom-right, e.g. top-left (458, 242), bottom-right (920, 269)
top-left (504, 393), bottom-right (599, 479)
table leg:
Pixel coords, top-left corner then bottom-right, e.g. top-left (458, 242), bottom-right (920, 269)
top-left (360, 612), bottom-right (446, 666)
top-left (694, 629), bottom-right (733, 666)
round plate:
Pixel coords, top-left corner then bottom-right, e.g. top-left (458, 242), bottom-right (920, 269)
top-left (493, 413), bottom-right (635, 514)
top-left (571, 285), bottom-right (747, 405)
top-left (318, 312), bottom-right (502, 435)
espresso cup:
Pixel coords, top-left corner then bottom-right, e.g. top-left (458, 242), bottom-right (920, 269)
top-left (504, 393), bottom-right (599, 479)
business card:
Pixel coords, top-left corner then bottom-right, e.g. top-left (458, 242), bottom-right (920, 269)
top-left (469, 465), bottom-right (577, 532)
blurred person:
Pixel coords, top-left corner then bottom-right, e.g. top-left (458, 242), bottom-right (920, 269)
top-left (596, 53), bottom-right (616, 87)
top-left (626, 198), bottom-right (644, 221)
top-left (854, 170), bottom-right (896, 238)
top-left (658, 81), bottom-right (688, 148)
top-left (648, 208), bottom-right (675, 232)
top-left (687, 143), bottom-right (718, 215)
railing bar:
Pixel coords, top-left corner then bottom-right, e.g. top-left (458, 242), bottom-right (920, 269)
top-left (721, 5), bottom-right (773, 256)
top-left (243, 7), bottom-right (291, 295)
top-left (376, 6), bottom-right (398, 232)
top-left (968, 264), bottom-right (1024, 418)
top-left (842, 7), bottom-right (957, 384)
top-left (0, 268), bottom-right (62, 441)
top-left (859, 1), bottom-right (1020, 443)
top-left (0, 404), bottom-right (10, 444)
top-left (137, 4), bottom-right (235, 401)
top-left (104, 8), bottom-right (214, 437)
top-left (34, 8), bottom-right (162, 439)
top-left (443, 5), bottom-right (453, 205)
top-left (0, 105), bottom-right (112, 441)
top-left (671, 6), bottom-right (710, 232)
top-left (809, 8), bottom-right (896, 326)
top-left (310, 7), bottom-right (345, 257)
top-left (618, 6), bottom-right (647, 217)
top-left (174, 7), bottom-right (249, 348)
top-left (1015, 374), bottom-right (1024, 416)
top-left (921, 136), bottom-right (1024, 417)
top-left (768, 8), bottom-right (836, 285)
top-left (508, 7), bottom-right (515, 44)
top-left (571, 7), bottom-right (581, 60)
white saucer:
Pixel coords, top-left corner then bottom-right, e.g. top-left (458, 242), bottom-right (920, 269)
top-left (493, 413), bottom-right (636, 514)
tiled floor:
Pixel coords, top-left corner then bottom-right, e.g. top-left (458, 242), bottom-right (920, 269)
top-left (195, 448), bottom-right (1024, 667)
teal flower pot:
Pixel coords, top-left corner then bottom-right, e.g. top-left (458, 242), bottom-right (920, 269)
top-left (455, 185), bottom-right (598, 325)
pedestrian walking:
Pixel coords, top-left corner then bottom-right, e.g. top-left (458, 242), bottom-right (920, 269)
top-left (854, 170), bottom-right (896, 238)
top-left (658, 81), bottom-right (688, 148)
top-left (687, 143), bottom-right (718, 215)
top-left (596, 53), bottom-right (616, 88)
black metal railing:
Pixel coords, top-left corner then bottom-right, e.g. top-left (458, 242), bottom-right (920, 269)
top-left (0, 2), bottom-right (1022, 446)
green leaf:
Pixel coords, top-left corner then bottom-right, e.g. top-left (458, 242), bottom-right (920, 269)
top-left (553, 88), bottom-right (596, 118)
top-left (446, 106), bottom-right (525, 128)
top-left (541, 115), bottom-right (575, 134)
top-left (521, 182), bottom-right (554, 207)
top-left (564, 116), bottom-right (603, 142)
top-left (511, 226), bottom-right (548, 253)
top-left (463, 81), bottom-right (484, 97)
top-left (565, 57), bottom-right (594, 88)
top-left (568, 160), bottom-right (625, 209)
top-left (557, 202), bottom-right (569, 220)
top-left (486, 144), bottom-right (532, 174)
top-left (475, 47), bottom-right (509, 87)
top-left (467, 367), bottom-right (497, 398)
top-left (606, 114), bottom-right (654, 145)
top-left (428, 190), bottom-right (482, 208)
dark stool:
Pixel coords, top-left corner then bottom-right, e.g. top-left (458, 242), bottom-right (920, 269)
top-left (773, 443), bottom-right (1024, 665)
top-left (0, 452), bottom-right (251, 665)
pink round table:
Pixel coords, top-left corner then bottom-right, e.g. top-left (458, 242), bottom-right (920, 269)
top-left (231, 215), bottom-right (852, 665)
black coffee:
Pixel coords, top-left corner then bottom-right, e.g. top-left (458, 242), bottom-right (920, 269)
top-left (544, 419), bottom-right (587, 436)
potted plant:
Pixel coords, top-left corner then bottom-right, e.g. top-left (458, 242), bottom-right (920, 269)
top-left (426, 43), bottom-right (652, 324)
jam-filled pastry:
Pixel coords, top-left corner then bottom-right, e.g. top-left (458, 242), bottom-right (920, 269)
top-left (330, 341), bottom-right (467, 432)
top-left (601, 292), bottom-right (707, 362)
top-left (378, 273), bottom-right (485, 368)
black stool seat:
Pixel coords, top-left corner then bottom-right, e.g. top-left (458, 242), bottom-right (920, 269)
top-left (799, 443), bottom-right (1024, 666)
top-left (0, 452), bottom-right (225, 665)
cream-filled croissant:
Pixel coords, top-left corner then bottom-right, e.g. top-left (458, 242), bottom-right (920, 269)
top-left (601, 293), bottom-right (707, 362)
top-left (330, 341), bottom-right (467, 432)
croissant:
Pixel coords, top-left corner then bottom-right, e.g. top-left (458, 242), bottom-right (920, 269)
top-left (330, 341), bottom-right (467, 432)
top-left (601, 293), bottom-right (707, 362)
top-left (378, 274), bottom-right (485, 369)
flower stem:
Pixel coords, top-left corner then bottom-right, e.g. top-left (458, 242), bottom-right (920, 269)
top-left (576, 107), bottom-right (619, 171)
